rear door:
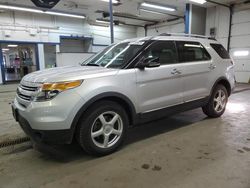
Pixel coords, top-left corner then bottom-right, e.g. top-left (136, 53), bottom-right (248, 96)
top-left (176, 41), bottom-right (213, 102)
top-left (135, 40), bottom-right (183, 113)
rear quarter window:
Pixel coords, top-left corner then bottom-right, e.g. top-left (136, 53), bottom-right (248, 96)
top-left (176, 41), bottom-right (211, 63)
top-left (210, 43), bottom-right (230, 59)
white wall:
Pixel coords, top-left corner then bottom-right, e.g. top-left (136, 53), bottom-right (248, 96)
top-left (205, 6), bottom-right (230, 48)
top-left (0, 10), bottom-right (137, 84)
top-left (0, 11), bottom-right (137, 44)
top-left (56, 53), bottom-right (94, 67)
top-left (137, 21), bottom-right (185, 37)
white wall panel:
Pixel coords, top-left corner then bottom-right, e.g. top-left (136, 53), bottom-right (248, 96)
top-left (14, 12), bottom-right (34, 26)
top-left (136, 22), bottom-right (185, 37)
top-left (232, 10), bottom-right (250, 24)
top-left (231, 22), bottom-right (250, 36)
top-left (0, 10), bottom-right (136, 44)
top-left (205, 6), bottom-right (229, 49)
top-left (232, 59), bottom-right (250, 72)
top-left (38, 44), bottom-right (45, 70)
top-left (56, 53), bottom-right (94, 67)
top-left (230, 35), bottom-right (250, 48)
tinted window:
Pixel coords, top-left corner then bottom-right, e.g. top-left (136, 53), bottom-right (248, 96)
top-left (210, 43), bottom-right (230, 59)
top-left (143, 41), bottom-right (178, 65)
top-left (177, 41), bottom-right (211, 62)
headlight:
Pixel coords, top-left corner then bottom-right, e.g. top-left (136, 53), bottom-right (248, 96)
top-left (33, 80), bottom-right (82, 101)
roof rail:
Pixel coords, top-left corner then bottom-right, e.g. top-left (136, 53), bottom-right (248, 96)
top-left (158, 33), bottom-right (217, 41)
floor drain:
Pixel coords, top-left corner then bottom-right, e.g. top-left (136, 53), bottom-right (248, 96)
top-left (0, 137), bottom-right (30, 148)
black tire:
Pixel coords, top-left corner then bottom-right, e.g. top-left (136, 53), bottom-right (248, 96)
top-left (202, 84), bottom-right (228, 118)
top-left (76, 100), bottom-right (129, 156)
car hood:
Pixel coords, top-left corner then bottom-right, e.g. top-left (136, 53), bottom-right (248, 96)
top-left (22, 66), bottom-right (119, 83)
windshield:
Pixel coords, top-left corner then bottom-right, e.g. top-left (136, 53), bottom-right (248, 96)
top-left (82, 42), bottom-right (144, 69)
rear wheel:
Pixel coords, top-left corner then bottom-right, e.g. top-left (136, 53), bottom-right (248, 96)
top-left (76, 100), bottom-right (128, 156)
top-left (202, 85), bottom-right (228, 118)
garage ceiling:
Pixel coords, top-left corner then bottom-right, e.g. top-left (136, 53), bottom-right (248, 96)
top-left (0, 0), bottom-right (240, 26)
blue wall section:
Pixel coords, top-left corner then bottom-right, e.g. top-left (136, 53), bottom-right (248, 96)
top-left (0, 45), bottom-right (4, 84)
top-left (185, 4), bottom-right (191, 34)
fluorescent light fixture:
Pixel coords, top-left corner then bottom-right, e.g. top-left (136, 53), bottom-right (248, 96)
top-left (7, 44), bottom-right (18, 47)
top-left (189, 0), bottom-right (207, 4)
top-left (0, 4), bottom-right (43, 13)
top-left (139, 8), bottom-right (167, 15)
top-left (141, 2), bottom-right (176, 12)
top-left (2, 48), bottom-right (9, 51)
top-left (233, 50), bottom-right (249, 57)
top-left (0, 4), bottom-right (85, 19)
top-left (100, 0), bottom-right (119, 4)
top-left (45, 11), bottom-right (85, 19)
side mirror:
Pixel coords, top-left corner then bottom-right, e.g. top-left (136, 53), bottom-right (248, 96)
top-left (137, 57), bottom-right (160, 69)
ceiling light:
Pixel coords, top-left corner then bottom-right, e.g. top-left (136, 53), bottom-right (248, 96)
top-left (189, 0), bottom-right (207, 4)
top-left (0, 4), bottom-right (85, 19)
top-left (7, 44), bottom-right (18, 47)
top-left (141, 2), bottom-right (176, 12)
top-left (2, 48), bottom-right (9, 51)
top-left (100, 0), bottom-right (119, 4)
top-left (45, 11), bottom-right (85, 19)
top-left (0, 4), bottom-right (43, 13)
top-left (233, 50), bottom-right (249, 57)
top-left (139, 8), bottom-right (167, 15)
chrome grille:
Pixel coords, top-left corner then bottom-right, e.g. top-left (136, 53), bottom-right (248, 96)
top-left (16, 81), bottom-right (41, 105)
top-left (19, 84), bottom-right (38, 92)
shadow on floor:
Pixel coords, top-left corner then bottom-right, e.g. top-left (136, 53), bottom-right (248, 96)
top-left (29, 108), bottom-right (207, 162)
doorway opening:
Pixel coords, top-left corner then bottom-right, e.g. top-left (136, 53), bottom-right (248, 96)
top-left (1, 43), bottom-right (38, 83)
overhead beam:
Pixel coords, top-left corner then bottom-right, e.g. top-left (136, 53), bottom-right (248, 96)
top-left (206, 0), bottom-right (230, 8)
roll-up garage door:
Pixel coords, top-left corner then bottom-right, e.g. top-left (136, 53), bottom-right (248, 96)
top-left (230, 9), bottom-right (250, 83)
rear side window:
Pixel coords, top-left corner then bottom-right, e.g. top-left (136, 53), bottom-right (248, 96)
top-left (176, 41), bottom-right (211, 63)
top-left (210, 43), bottom-right (230, 59)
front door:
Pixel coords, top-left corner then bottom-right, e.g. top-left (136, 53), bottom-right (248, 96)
top-left (135, 41), bottom-right (183, 113)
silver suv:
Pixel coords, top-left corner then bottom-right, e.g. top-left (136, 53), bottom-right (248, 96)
top-left (12, 34), bottom-right (235, 156)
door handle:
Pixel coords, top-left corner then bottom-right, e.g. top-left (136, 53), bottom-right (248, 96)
top-left (171, 68), bottom-right (182, 75)
top-left (209, 64), bottom-right (216, 70)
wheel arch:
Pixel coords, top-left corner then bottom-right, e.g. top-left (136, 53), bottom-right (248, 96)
top-left (211, 77), bottom-right (232, 97)
top-left (69, 92), bottom-right (137, 142)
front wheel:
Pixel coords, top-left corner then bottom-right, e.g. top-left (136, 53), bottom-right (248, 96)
top-left (76, 100), bottom-right (128, 156)
top-left (202, 85), bottom-right (228, 118)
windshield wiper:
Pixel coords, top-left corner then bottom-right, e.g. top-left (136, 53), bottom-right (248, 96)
top-left (83, 63), bottom-right (101, 67)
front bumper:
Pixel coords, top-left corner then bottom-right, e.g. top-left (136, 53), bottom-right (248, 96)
top-left (12, 104), bottom-right (73, 144)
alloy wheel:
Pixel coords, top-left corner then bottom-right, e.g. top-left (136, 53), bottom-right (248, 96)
top-left (91, 111), bottom-right (123, 149)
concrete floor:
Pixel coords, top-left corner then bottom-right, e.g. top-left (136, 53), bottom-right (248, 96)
top-left (0, 84), bottom-right (250, 188)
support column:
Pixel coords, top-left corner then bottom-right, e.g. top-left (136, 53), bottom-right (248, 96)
top-left (109, 0), bottom-right (114, 44)
top-left (37, 44), bottom-right (45, 70)
top-left (185, 4), bottom-right (192, 34)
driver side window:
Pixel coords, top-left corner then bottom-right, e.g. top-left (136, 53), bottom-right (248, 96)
top-left (144, 41), bottom-right (178, 65)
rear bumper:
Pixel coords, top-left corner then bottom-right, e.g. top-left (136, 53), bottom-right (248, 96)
top-left (12, 104), bottom-right (73, 144)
